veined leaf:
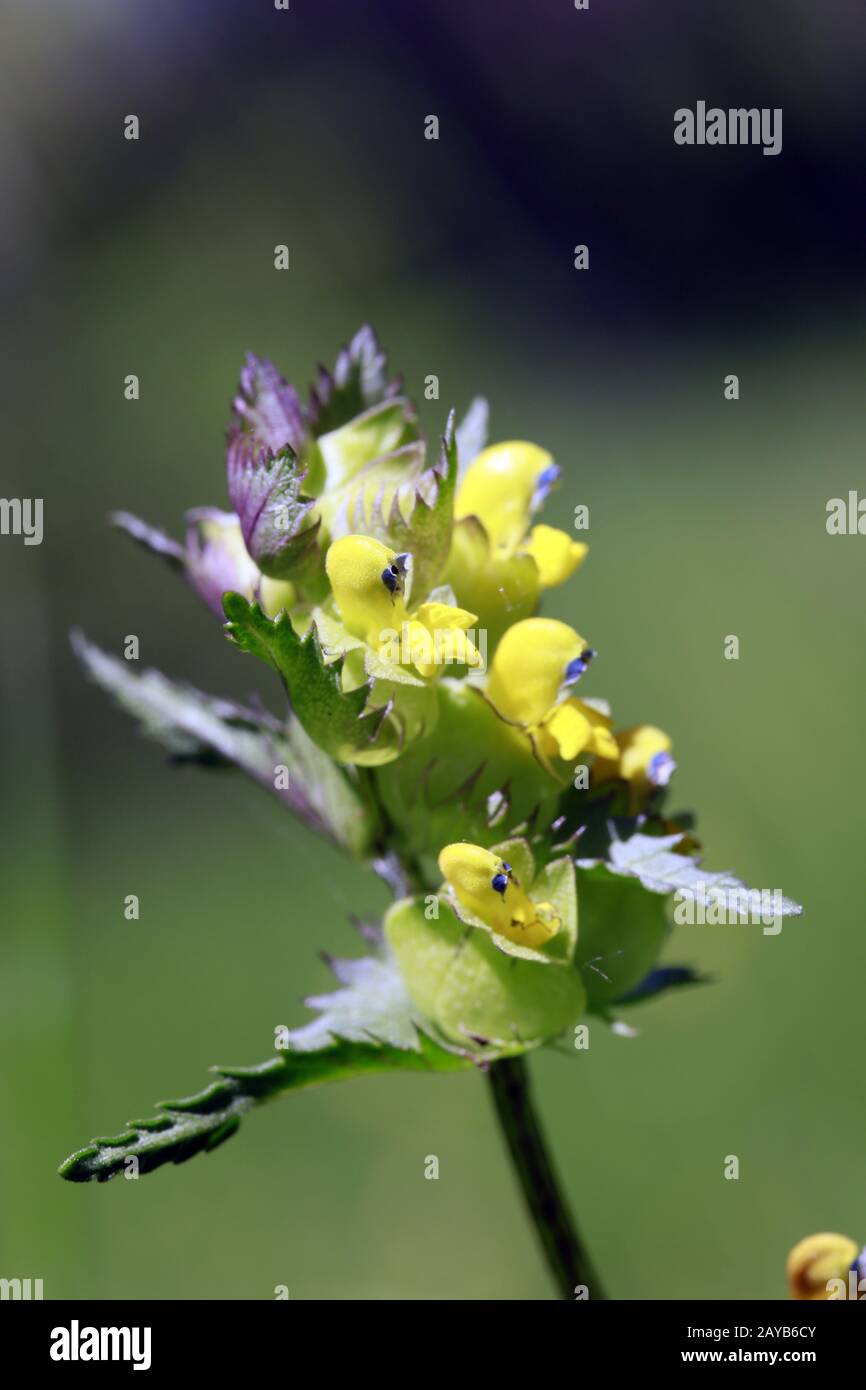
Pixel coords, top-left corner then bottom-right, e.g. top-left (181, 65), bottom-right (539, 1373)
top-left (223, 594), bottom-right (403, 766)
top-left (229, 352), bottom-right (307, 456)
top-left (226, 440), bottom-right (320, 579)
top-left (583, 831), bottom-right (803, 919)
top-left (387, 412), bottom-right (458, 601)
top-left (59, 1035), bottom-right (468, 1184)
top-left (111, 507), bottom-right (263, 619)
top-left (71, 632), bottom-right (377, 855)
top-left (59, 937), bottom-right (472, 1183)
top-left (289, 933), bottom-right (430, 1052)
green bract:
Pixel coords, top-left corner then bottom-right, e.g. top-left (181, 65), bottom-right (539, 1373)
top-left (385, 900), bottom-right (586, 1052)
top-left (222, 594), bottom-right (409, 766)
top-left (574, 866), bottom-right (669, 1009)
top-left (376, 678), bottom-right (559, 860)
top-left (385, 838), bottom-right (585, 1050)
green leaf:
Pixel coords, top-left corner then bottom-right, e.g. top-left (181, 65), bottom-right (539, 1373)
top-left (317, 397), bottom-right (418, 493)
top-left (613, 965), bottom-right (710, 1007)
top-left (573, 865), bottom-right (670, 1009)
top-left (71, 631), bottom-right (377, 854)
top-left (532, 856), bottom-right (578, 964)
top-left (59, 935), bottom-right (471, 1183)
top-left (316, 411), bottom-right (458, 602)
top-left (376, 678), bottom-right (561, 862)
top-left (389, 412), bottom-right (458, 602)
top-left (223, 595), bottom-right (403, 766)
top-left (289, 946), bottom-right (426, 1052)
top-left (586, 831), bottom-right (803, 919)
top-left (58, 1034), bottom-right (468, 1184)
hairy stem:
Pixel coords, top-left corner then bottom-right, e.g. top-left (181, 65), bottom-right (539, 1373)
top-left (486, 1054), bottom-right (606, 1300)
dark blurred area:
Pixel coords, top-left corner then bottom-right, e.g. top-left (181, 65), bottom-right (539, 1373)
top-left (1, 0), bottom-right (864, 1300)
top-left (5, 0), bottom-right (866, 324)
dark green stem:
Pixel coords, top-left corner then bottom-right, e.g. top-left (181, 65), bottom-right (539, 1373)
top-left (487, 1054), bottom-right (606, 1300)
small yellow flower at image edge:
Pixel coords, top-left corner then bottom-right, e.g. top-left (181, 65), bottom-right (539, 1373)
top-left (787, 1233), bottom-right (864, 1300)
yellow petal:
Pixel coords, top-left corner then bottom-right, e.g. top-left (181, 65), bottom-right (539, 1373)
top-left (523, 525), bottom-right (588, 588)
top-left (414, 601), bottom-right (478, 632)
top-left (543, 699), bottom-right (617, 762)
top-left (543, 702), bottom-right (593, 761)
top-left (437, 842), bottom-right (558, 947)
top-left (581, 707), bottom-right (619, 760)
top-left (455, 442), bottom-right (559, 551)
top-left (400, 618), bottom-right (439, 678)
top-left (593, 724), bottom-right (674, 788)
top-left (486, 617), bottom-right (590, 728)
top-left (325, 534), bottom-right (408, 646)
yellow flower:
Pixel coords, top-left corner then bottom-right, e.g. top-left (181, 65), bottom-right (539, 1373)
top-left (438, 842), bottom-right (559, 948)
top-left (445, 442), bottom-right (588, 651)
top-left (593, 725), bottom-right (676, 808)
top-left (325, 534), bottom-right (482, 679)
top-left (787, 1233), bottom-right (860, 1300)
top-left (485, 617), bottom-right (618, 766)
top-left (455, 442), bottom-right (587, 586)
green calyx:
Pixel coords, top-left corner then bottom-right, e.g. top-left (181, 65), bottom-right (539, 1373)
top-left (385, 838), bottom-right (584, 1051)
top-left (375, 678), bottom-right (561, 860)
top-left (385, 896), bottom-right (586, 1053)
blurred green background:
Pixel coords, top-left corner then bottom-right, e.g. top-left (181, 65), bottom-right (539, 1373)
top-left (1, 0), bottom-right (864, 1299)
